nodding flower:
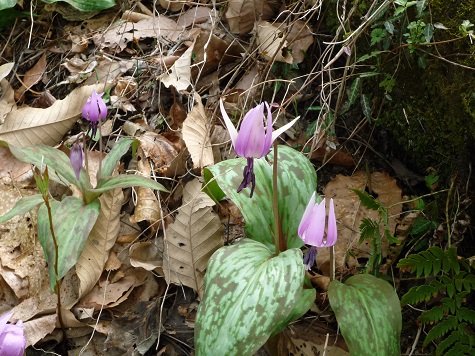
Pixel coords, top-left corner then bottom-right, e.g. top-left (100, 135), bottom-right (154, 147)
top-left (70, 142), bottom-right (83, 180)
top-left (82, 89), bottom-right (107, 138)
top-left (0, 311), bottom-right (26, 356)
top-left (298, 193), bottom-right (338, 270)
top-left (220, 99), bottom-right (298, 197)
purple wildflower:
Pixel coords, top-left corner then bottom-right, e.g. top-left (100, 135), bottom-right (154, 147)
top-left (82, 89), bottom-right (107, 138)
top-left (0, 311), bottom-right (26, 356)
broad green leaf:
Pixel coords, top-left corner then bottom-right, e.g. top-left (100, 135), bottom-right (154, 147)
top-left (271, 288), bottom-right (316, 335)
top-left (195, 239), bottom-right (306, 355)
top-left (0, 0), bottom-right (16, 11)
top-left (328, 274), bottom-right (402, 355)
top-left (38, 197), bottom-right (100, 290)
top-left (92, 175), bottom-right (168, 194)
top-left (0, 194), bottom-right (44, 223)
top-left (0, 141), bottom-right (89, 190)
top-left (205, 145), bottom-right (316, 250)
top-left (41, 0), bottom-right (115, 12)
top-left (101, 138), bottom-right (134, 178)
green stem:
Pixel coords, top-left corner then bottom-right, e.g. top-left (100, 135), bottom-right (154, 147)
top-left (272, 144), bottom-right (285, 254)
top-left (329, 245), bottom-right (335, 282)
top-left (41, 177), bottom-right (68, 344)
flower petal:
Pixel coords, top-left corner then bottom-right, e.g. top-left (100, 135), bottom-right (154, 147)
top-left (326, 198), bottom-right (338, 246)
top-left (271, 115), bottom-right (299, 143)
top-left (261, 102), bottom-right (273, 156)
top-left (219, 99), bottom-right (238, 148)
top-left (298, 192), bottom-right (316, 238)
top-left (302, 198), bottom-right (326, 246)
top-left (234, 103), bottom-right (267, 158)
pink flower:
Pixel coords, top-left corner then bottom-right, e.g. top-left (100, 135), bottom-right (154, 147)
top-left (220, 100), bottom-right (298, 196)
top-left (82, 90), bottom-right (107, 137)
top-left (298, 193), bottom-right (338, 269)
top-left (69, 142), bottom-right (83, 180)
top-left (0, 311), bottom-right (26, 356)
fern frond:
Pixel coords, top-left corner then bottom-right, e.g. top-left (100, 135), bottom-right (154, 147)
top-left (455, 291), bottom-right (470, 308)
top-left (397, 246), bottom-right (445, 277)
top-left (352, 189), bottom-right (381, 210)
top-left (457, 307), bottom-right (475, 325)
top-left (462, 273), bottom-right (475, 291)
top-left (445, 341), bottom-right (471, 356)
top-left (436, 330), bottom-right (460, 356)
top-left (423, 315), bottom-right (458, 347)
top-left (401, 284), bottom-right (438, 305)
top-left (419, 306), bottom-right (445, 324)
top-left (441, 297), bottom-right (456, 315)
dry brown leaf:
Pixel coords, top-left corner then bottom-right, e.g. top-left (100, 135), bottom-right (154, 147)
top-left (159, 0), bottom-right (186, 12)
top-left (76, 188), bottom-right (124, 298)
top-left (177, 6), bottom-right (217, 28)
top-left (225, 0), bottom-right (276, 34)
top-left (286, 21), bottom-right (315, 64)
top-left (0, 83), bottom-right (112, 147)
top-left (318, 171), bottom-right (402, 273)
top-left (160, 42), bottom-right (194, 91)
top-left (0, 62), bottom-right (14, 81)
top-left (130, 147), bottom-right (162, 225)
top-left (129, 240), bottom-right (163, 271)
top-left (0, 79), bottom-right (16, 125)
top-left (182, 93), bottom-right (214, 169)
top-left (255, 21), bottom-right (293, 63)
top-left (0, 147), bottom-right (34, 185)
top-left (23, 314), bottom-right (57, 347)
top-left (163, 179), bottom-right (223, 298)
top-left (14, 53), bottom-right (47, 101)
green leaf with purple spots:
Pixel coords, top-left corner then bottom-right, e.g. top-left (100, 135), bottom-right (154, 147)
top-left (38, 196), bottom-right (100, 290)
top-left (205, 145), bottom-right (316, 251)
top-left (195, 239), bottom-right (306, 355)
top-left (328, 274), bottom-right (402, 355)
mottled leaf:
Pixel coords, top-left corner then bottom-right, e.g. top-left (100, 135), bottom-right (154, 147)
top-left (101, 138), bottom-right (134, 178)
top-left (328, 274), bottom-right (402, 355)
top-left (37, 197), bottom-right (100, 290)
top-left (205, 145), bottom-right (316, 250)
top-left (0, 194), bottom-right (43, 223)
top-left (195, 239), bottom-right (306, 355)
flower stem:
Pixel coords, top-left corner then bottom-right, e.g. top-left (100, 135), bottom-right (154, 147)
top-left (272, 143), bottom-right (285, 254)
top-left (40, 170), bottom-right (67, 344)
top-left (330, 245), bottom-right (335, 282)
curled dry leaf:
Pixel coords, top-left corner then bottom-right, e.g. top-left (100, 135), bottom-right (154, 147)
top-left (286, 20), bottom-right (315, 64)
top-left (177, 6), bottom-right (217, 28)
top-left (129, 240), bottom-right (163, 271)
top-left (130, 146), bottom-right (162, 226)
top-left (319, 171), bottom-right (402, 274)
top-left (0, 83), bottom-right (112, 146)
top-left (255, 21), bottom-right (293, 63)
top-left (160, 41), bottom-right (194, 91)
top-left (137, 131), bottom-right (185, 177)
top-left (182, 92), bottom-right (214, 170)
top-left (163, 179), bottom-right (223, 298)
top-left (225, 0), bottom-right (277, 34)
top-left (75, 188), bottom-right (124, 298)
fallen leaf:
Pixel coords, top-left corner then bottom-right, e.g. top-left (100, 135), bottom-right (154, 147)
top-left (0, 83), bottom-right (112, 146)
top-left (130, 147), bottom-right (162, 225)
top-left (177, 6), bottom-right (217, 28)
top-left (286, 21), bottom-right (315, 64)
top-left (225, 0), bottom-right (276, 34)
top-left (163, 179), bottom-right (223, 298)
top-left (160, 42), bottom-right (194, 91)
top-left (318, 171), bottom-right (402, 273)
top-left (0, 62), bottom-right (14, 81)
top-left (14, 53), bottom-right (47, 101)
top-left (129, 240), bottom-right (162, 271)
top-left (255, 21), bottom-right (293, 63)
top-left (182, 92), bottom-right (214, 169)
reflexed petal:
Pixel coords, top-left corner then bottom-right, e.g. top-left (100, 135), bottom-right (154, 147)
top-left (326, 198), bottom-right (338, 246)
top-left (235, 103), bottom-right (267, 158)
top-left (298, 192), bottom-right (316, 238)
top-left (0, 314), bottom-right (26, 356)
top-left (271, 115), bottom-right (299, 143)
top-left (219, 99), bottom-right (238, 147)
top-left (302, 199), bottom-right (326, 246)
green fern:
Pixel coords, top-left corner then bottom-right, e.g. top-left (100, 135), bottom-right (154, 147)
top-left (398, 247), bottom-right (475, 354)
